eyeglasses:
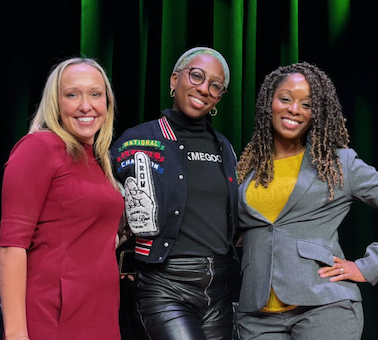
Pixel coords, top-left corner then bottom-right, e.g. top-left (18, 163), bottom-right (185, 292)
top-left (177, 67), bottom-right (227, 99)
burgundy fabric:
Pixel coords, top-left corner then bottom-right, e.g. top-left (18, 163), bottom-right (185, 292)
top-left (0, 132), bottom-right (124, 339)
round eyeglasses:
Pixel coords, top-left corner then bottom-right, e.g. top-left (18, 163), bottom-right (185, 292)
top-left (177, 67), bottom-right (227, 99)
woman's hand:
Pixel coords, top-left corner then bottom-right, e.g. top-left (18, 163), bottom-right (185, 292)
top-left (318, 256), bottom-right (367, 283)
top-left (121, 274), bottom-right (136, 282)
top-left (116, 213), bottom-right (132, 249)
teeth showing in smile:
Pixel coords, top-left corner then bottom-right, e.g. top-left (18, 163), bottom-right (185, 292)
top-left (77, 117), bottom-right (94, 122)
top-left (283, 118), bottom-right (299, 125)
top-left (190, 96), bottom-right (205, 105)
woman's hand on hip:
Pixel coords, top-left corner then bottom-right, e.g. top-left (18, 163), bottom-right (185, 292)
top-left (318, 256), bottom-right (367, 283)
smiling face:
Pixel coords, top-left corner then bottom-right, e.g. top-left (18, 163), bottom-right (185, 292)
top-left (59, 63), bottom-right (107, 144)
top-left (170, 54), bottom-right (224, 119)
top-left (272, 73), bottom-right (312, 148)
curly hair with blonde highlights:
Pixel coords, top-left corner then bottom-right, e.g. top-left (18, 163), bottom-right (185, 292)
top-left (237, 62), bottom-right (350, 200)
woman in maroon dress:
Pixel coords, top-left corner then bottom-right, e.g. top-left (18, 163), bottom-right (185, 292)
top-left (0, 58), bottom-right (124, 340)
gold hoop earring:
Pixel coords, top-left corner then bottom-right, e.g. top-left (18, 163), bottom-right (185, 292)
top-left (170, 89), bottom-right (175, 98)
top-left (209, 107), bottom-right (218, 117)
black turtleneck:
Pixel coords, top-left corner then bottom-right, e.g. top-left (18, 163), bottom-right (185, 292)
top-left (162, 109), bottom-right (229, 257)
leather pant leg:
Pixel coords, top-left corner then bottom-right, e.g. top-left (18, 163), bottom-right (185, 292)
top-left (133, 255), bottom-right (233, 340)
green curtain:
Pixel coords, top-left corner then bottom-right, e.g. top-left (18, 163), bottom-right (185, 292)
top-left (2, 0), bottom-right (377, 338)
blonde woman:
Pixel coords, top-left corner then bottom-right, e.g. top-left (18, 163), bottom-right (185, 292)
top-left (0, 58), bottom-right (124, 340)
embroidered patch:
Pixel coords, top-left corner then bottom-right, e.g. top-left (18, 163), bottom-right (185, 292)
top-left (117, 159), bottom-right (164, 174)
top-left (118, 139), bottom-right (165, 152)
top-left (117, 149), bottom-right (165, 163)
top-left (124, 152), bottom-right (159, 236)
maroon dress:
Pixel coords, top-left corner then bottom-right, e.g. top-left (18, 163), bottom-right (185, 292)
top-left (0, 132), bottom-right (124, 339)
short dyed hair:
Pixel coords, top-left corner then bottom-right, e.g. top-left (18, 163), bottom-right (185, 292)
top-left (172, 47), bottom-right (230, 89)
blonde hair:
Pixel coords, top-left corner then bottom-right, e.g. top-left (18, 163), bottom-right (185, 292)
top-left (29, 57), bottom-right (119, 190)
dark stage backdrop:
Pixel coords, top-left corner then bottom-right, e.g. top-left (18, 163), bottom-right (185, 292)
top-left (1, 0), bottom-right (377, 339)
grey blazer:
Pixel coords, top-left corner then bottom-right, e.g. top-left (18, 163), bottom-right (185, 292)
top-left (238, 147), bottom-right (378, 313)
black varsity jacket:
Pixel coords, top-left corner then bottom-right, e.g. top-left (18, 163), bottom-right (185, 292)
top-left (110, 111), bottom-right (239, 263)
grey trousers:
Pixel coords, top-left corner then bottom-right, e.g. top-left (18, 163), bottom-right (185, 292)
top-left (237, 300), bottom-right (363, 340)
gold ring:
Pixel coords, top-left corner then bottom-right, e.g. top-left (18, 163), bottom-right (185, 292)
top-left (340, 267), bottom-right (344, 274)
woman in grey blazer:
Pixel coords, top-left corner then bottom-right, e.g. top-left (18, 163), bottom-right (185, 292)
top-left (236, 62), bottom-right (377, 340)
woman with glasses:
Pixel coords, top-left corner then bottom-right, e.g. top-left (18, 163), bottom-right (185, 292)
top-left (111, 47), bottom-right (239, 340)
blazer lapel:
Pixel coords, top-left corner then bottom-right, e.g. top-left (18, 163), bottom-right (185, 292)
top-left (275, 149), bottom-right (317, 220)
top-left (239, 171), bottom-right (273, 224)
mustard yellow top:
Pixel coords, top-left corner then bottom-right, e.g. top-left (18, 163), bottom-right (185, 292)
top-left (246, 151), bottom-right (304, 313)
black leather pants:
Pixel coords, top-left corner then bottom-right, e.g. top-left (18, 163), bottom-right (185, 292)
top-left (133, 255), bottom-right (233, 340)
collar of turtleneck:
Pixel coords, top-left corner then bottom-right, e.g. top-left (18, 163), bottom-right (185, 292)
top-left (161, 109), bottom-right (207, 132)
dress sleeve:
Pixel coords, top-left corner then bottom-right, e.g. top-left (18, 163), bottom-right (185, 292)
top-left (0, 133), bottom-right (57, 248)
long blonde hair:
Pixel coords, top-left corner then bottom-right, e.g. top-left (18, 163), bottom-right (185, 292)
top-left (29, 57), bottom-right (119, 190)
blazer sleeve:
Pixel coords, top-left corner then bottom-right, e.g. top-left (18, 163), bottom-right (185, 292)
top-left (345, 148), bottom-right (378, 285)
